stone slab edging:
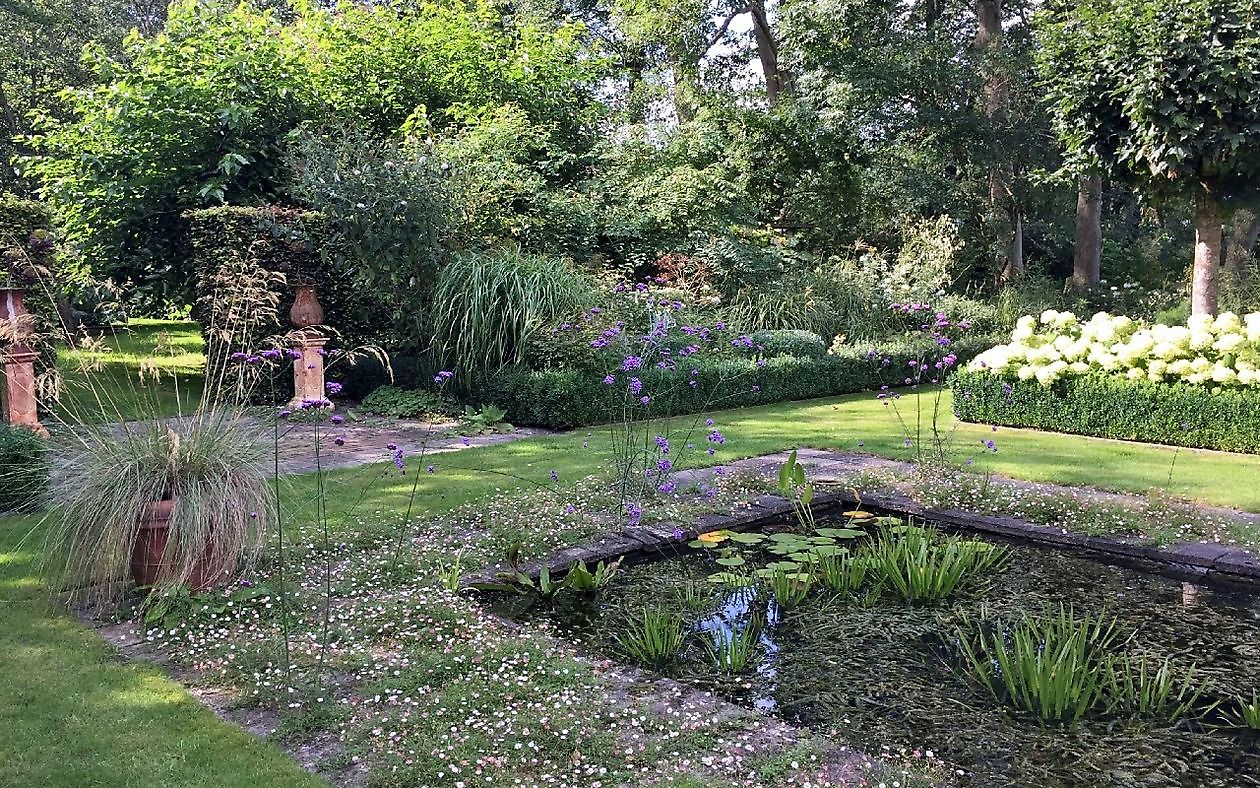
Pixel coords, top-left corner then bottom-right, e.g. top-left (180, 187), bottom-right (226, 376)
top-left (464, 450), bottom-right (1259, 590)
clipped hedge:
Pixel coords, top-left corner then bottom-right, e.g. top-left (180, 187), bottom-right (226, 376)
top-left (0, 424), bottom-right (51, 512)
top-left (0, 196), bottom-right (52, 243)
top-left (474, 334), bottom-right (997, 429)
top-left (187, 205), bottom-right (401, 399)
top-left (951, 369), bottom-right (1260, 454)
top-left (750, 329), bottom-right (827, 358)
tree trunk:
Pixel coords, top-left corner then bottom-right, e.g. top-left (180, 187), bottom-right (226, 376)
top-left (975, 0), bottom-right (1020, 280)
top-left (1071, 174), bottom-right (1103, 291)
top-left (749, 0), bottom-right (792, 104)
top-left (1192, 186), bottom-right (1223, 316)
top-left (1225, 208), bottom-right (1260, 276)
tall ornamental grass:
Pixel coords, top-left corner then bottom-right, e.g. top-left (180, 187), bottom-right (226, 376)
top-left (429, 247), bottom-right (597, 387)
top-left (43, 410), bottom-right (272, 605)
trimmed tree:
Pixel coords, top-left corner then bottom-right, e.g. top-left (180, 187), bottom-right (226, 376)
top-left (1036, 0), bottom-right (1260, 314)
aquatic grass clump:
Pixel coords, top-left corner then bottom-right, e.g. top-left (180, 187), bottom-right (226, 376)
top-left (704, 625), bottom-right (760, 673)
top-left (1104, 655), bottom-right (1206, 721)
top-left (1223, 691), bottom-right (1260, 733)
top-left (764, 566), bottom-right (813, 609)
top-left (955, 606), bottom-right (1121, 725)
top-left (869, 523), bottom-right (1008, 604)
top-left (616, 608), bottom-right (686, 668)
top-left (814, 552), bottom-right (869, 594)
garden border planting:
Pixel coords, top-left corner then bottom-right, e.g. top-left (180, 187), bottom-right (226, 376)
top-left (951, 369), bottom-right (1260, 453)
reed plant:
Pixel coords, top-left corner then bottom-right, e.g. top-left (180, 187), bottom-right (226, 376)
top-left (955, 606), bottom-right (1122, 725)
top-left (814, 551), bottom-right (869, 594)
top-left (616, 608), bottom-right (687, 668)
top-left (764, 566), bottom-right (813, 609)
top-left (869, 523), bottom-right (1008, 604)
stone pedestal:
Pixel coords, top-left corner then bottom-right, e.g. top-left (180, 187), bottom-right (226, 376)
top-left (1, 346), bottom-right (47, 437)
top-left (289, 330), bottom-right (331, 411)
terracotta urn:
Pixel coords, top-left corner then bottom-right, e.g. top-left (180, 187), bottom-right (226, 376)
top-left (130, 499), bottom-right (229, 591)
top-left (289, 285), bottom-right (324, 329)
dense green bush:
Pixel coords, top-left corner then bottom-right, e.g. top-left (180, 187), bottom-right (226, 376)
top-left (951, 369), bottom-right (1260, 454)
top-left (0, 196), bottom-right (52, 243)
top-left (359, 386), bottom-right (454, 420)
top-left (0, 425), bottom-right (51, 512)
top-left (478, 335), bottom-right (996, 429)
top-left (750, 329), bottom-right (827, 358)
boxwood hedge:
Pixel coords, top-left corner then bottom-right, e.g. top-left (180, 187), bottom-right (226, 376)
top-left (0, 424), bottom-right (51, 513)
top-left (951, 369), bottom-right (1260, 454)
top-left (470, 334), bottom-right (996, 429)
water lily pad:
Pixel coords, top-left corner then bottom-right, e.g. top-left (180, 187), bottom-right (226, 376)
top-left (697, 530), bottom-right (732, 545)
top-left (715, 555), bottom-right (746, 567)
top-left (728, 532), bottom-right (767, 545)
top-left (707, 571), bottom-right (754, 587)
top-left (842, 510), bottom-right (875, 519)
top-left (816, 528), bottom-right (867, 539)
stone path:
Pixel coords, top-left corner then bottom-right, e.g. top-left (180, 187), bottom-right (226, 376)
top-left (272, 418), bottom-right (550, 474)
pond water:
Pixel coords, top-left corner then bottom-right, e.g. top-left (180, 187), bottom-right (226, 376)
top-left (493, 520), bottom-right (1260, 787)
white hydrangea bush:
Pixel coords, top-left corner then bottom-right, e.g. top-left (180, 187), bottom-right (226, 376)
top-left (968, 310), bottom-right (1260, 387)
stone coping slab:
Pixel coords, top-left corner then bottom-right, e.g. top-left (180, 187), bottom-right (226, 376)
top-left (466, 450), bottom-right (1259, 589)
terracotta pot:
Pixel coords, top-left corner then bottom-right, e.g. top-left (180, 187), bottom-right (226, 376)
top-left (130, 499), bottom-right (228, 591)
top-left (289, 285), bottom-right (324, 329)
top-left (1, 286), bottom-right (32, 345)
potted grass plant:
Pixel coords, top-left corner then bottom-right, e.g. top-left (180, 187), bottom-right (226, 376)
top-left (44, 411), bottom-right (273, 604)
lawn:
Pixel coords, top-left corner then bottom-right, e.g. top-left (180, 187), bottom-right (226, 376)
top-left (0, 513), bottom-right (323, 788)
top-left (53, 319), bottom-right (205, 423)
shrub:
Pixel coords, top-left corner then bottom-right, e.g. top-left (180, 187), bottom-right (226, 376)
top-left (429, 247), bottom-right (598, 388)
top-left (360, 386), bottom-right (453, 420)
top-left (477, 334), bottom-right (997, 429)
top-left (0, 196), bottom-right (52, 245)
top-left (951, 369), bottom-right (1260, 453)
top-left (750, 329), bottom-right (827, 358)
top-left (0, 425), bottom-right (51, 513)
top-left (968, 310), bottom-right (1260, 387)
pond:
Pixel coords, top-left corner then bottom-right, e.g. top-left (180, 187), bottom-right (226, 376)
top-left (490, 516), bottom-right (1260, 787)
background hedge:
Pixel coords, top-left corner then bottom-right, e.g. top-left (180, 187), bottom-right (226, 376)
top-left (951, 369), bottom-right (1260, 454)
top-left (0, 196), bottom-right (52, 241)
top-left (471, 334), bottom-right (996, 429)
top-left (187, 205), bottom-right (403, 399)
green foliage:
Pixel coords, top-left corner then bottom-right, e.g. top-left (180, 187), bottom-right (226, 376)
top-left (458, 405), bottom-right (513, 435)
top-left (429, 247), bottom-right (598, 387)
top-left (1104, 656), bottom-right (1206, 721)
top-left (1036, 0), bottom-right (1260, 193)
top-left (480, 334), bottom-right (997, 429)
top-left (28, 0), bottom-right (600, 288)
top-left (359, 386), bottom-right (453, 420)
top-left (867, 523), bottom-right (1008, 605)
top-left (0, 425), bottom-right (51, 513)
top-left (763, 566), bottom-right (813, 610)
top-left (562, 558), bottom-right (623, 593)
top-left (616, 608), bottom-right (686, 668)
top-left (956, 607), bottom-right (1122, 725)
top-left (1223, 691), bottom-right (1260, 732)
top-left (777, 449), bottom-right (817, 531)
top-left (287, 127), bottom-right (448, 348)
top-left (951, 369), bottom-right (1260, 454)
top-left (814, 552), bottom-right (870, 595)
top-left (751, 329), bottom-right (827, 359)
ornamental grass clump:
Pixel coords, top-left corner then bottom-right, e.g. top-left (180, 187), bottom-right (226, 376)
top-left (1104, 655), bottom-right (1206, 721)
top-left (868, 522), bottom-right (1008, 604)
top-left (955, 606), bottom-right (1122, 725)
top-left (704, 623), bottom-right (760, 673)
top-left (43, 410), bottom-right (272, 606)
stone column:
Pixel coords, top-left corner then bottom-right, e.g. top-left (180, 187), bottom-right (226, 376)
top-left (1, 285), bottom-right (46, 436)
top-left (287, 285), bottom-right (330, 410)
top-left (289, 329), bottom-right (330, 410)
top-left (1, 346), bottom-right (46, 436)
